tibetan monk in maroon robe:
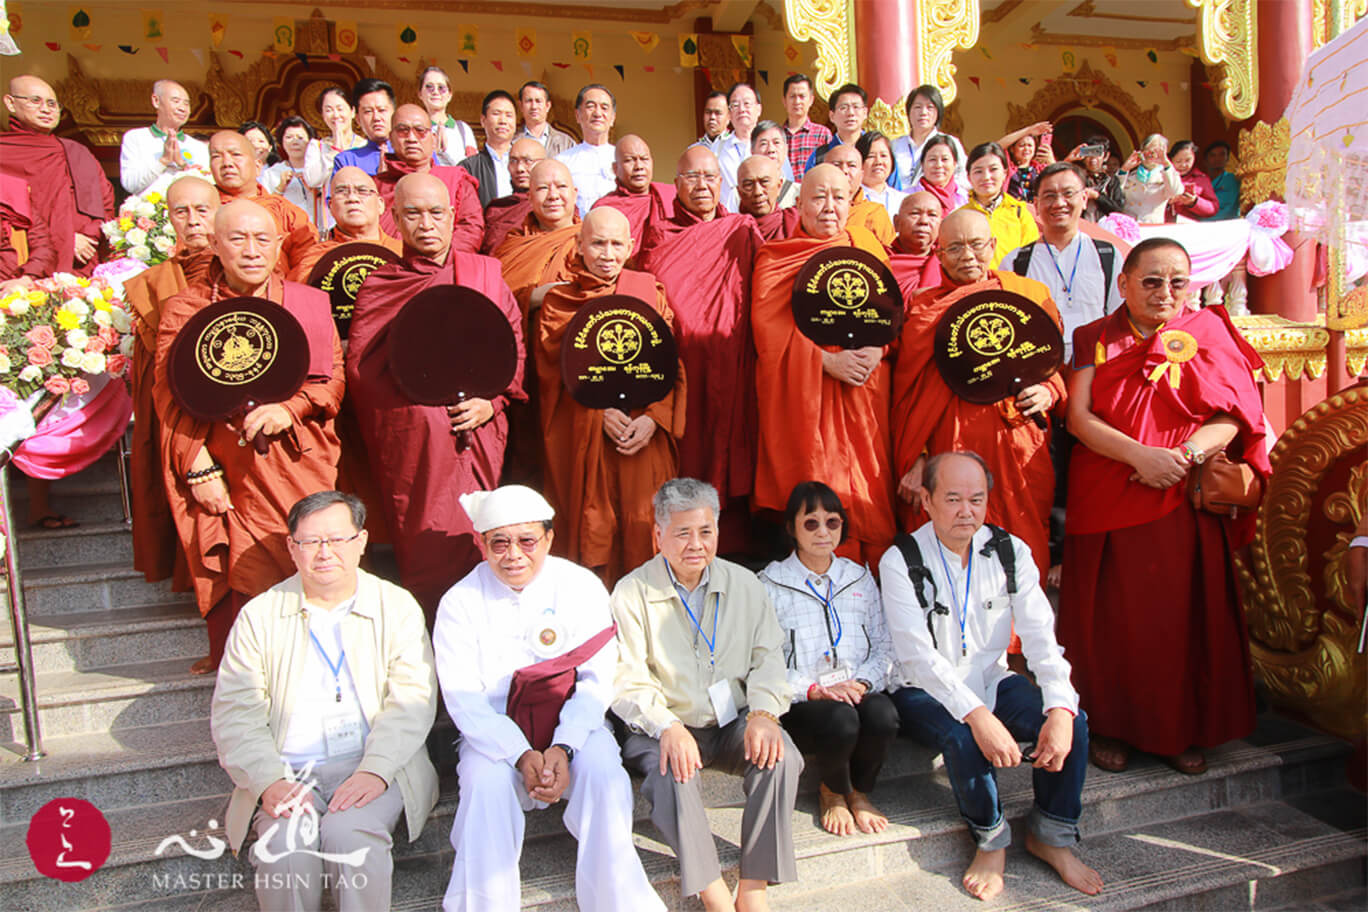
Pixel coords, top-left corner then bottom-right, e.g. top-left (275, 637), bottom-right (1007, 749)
top-left (479, 136), bottom-right (545, 254)
top-left (1, 75), bottom-right (114, 277)
top-left (0, 173), bottom-right (55, 282)
top-left (346, 173), bottom-right (525, 616)
top-left (888, 191), bottom-right (943, 301)
top-left (894, 209), bottom-right (1065, 589)
top-left (752, 165), bottom-right (896, 566)
top-left (589, 134), bottom-right (675, 257)
top-left (374, 105), bottom-right (482, 253)
top-left (155, 201), bottom-right (343, 673)
top-left (287, 168), bottom-right (401, 283)
top-left (825, 144), bottom-right (894, 247)
top-left (737, 155), bottom-right (800, 241)
top-left (208, 131), bottom-right (315, 274)
top-left (640, 145), bottom-right (761, 512)
top-left (124, 176), bottom-right (217, 587)
top-left (537, 208), bottom-right (685, 581)
top-left (1060, 238), bottom-right (1268, 774)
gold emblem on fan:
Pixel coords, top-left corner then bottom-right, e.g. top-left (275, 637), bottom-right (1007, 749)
top-left (596, 319), bottom-right (643, 364)
top-left (195, 312), bottom-right (278, 385)
top-left (827, 268), bottom-right (870, 309)
top-left (965, 313), bottom-right (1015, 357)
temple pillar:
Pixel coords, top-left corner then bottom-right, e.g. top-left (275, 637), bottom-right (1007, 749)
top-left (854, 0), bottom-right (916, 135)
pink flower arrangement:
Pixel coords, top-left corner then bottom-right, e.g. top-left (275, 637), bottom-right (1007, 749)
top-left (1098, 212), bottom-right (1142, 243)
top-left (1249, 201), bottom-right (1290, 233)
top-left (70, 378), bottom-right (90, 396)
top-left (44, 377), bottom-right (70, 395)
top-left (0, 274), bottom-right (135, 400)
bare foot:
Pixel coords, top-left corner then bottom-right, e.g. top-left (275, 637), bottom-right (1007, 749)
top-left (846, 790), bottom-right (888, 834)
top-left (962, 847), bottom-right (1005, 901)
top-left (1026, 832), bottom-right (1103, 895)
top-left (1162, 748), bottom-right (1207, 775)
top-left (189, 656), bottom-right (215, 675)
top-left (735, 877), bottom-right (770, 912)
top-left (1089, 735), bottom-right (1130, 772)
top-left (698, 878), bottom-right (734, 912)
top-left (819, 783), bottom-right (856, 835)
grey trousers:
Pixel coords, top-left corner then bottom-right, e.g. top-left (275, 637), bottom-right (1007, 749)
top-left (621, 717), bottom-right (803, 897)
top-left (249, 756), bottom-right (406, 912)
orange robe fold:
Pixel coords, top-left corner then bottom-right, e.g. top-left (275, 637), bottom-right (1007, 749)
top-left (154, 268), bottom-right (344, 617)
top-left (537, 259), bottom-right (685, 581)
top-left (849, 191), bottom-right (895, 247)
top-left (286, 226), bottom-right (402, 283)
top-left (751, 225), bottom-right (896, 565)
top-left (218, 189), bottom-right (318, 275)
top-left (494, 213), bottom-right (581, 311)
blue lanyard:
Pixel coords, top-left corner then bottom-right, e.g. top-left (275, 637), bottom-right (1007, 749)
top-left (1044, 240), bottom-right (1083, 302)
top-left (804, 578), bottom-right (842, 661)
top-left (936, 546), bottom-right (973, 657)
top-left (308, 629), bottom-right (346, 703)
top-left (674, 583), bottom-right (720, 666)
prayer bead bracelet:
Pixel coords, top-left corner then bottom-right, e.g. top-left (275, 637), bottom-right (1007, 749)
top-left (747, 709), bottom-right (779, 724)
top-left (187, 468), bottom-right (224, 486)
top-left (186, 464), bottom-right (224, 482)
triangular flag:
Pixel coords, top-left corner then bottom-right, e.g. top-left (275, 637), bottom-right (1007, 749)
top-left (398, 57), bottom-right (410, 64)
top-left (228, 49), bottom-right (244, 59)
top-left (45, 41), bottom-right (62, 51)
top-left (327, 53), bottom-right (340, 62)
top-left (1137, 80), bottom-right (1147, 88)
top-left (995, 77), bottom-right (1007, 90)
top-left (758, 69), bottom-right (768, 85)
top-left (1161, 81), bottom-right (1170, 94)
top-left (295, 52), bottom-right (307, 67)
top-left (208, 13), bottom-right (227, 47)
top-left (644, 65), bottom-right (654, 73)
top-left (613, 64), bottom-right (624, 79)
top-left (83, 43), bottom-right (102, 52)
top-left (1103, 46), bottom-right (1118, 68)
top-left (263, 50), bottom-right (277, 59)
top-left (491, 60), bottom-right (504, 72)
top-left (673, 66), bottom-right (683, 75)
top-left (155, 46), bottom-right (168, 63)
top-left (552, 62), bottom-right (570, 69)
top-left (630, 31), bottom-right (659, 54)
top-left (521, 61), bottom-right (532, 75)
top-left (969, 76), bottom-right (981, 90)
top-left (457, 59), bottom-right (469, 74)
top-left (69, 7), bottom-right (92, 42)
top-left (119, 45), bottom-right (139, 54)
top-left (583, 63), bottom-right (593, 78)
top-left (364, 55), bottom-right (376, 72)
top-left (1145, 48), bottom-right (1159, 64)
top-left (189, 47), bottom-right (204, 66)
top-left (1018, 77), bottom-right (1030, 85)
top-left (979, 46), bottom-right (992, 60)
top-left (1180, 81), bottom-right (1190, 90)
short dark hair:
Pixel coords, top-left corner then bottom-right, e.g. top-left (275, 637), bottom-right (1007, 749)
top-left (966, 141), bottom-right (1008, 172)
top-left (237, 121), bottom-right (277, 164)
top-left (924, 451), bottom-right (994, 495)
top-left (855, 130), bottom-right (892, 161)
top-left (1033, 161), bottom-right (1086, 195)
top-left (827, 82), bottom-right (867, 111)
top-left (782, 73), bottom-right (813, 96)
top-left (782, 481), bottom-right (849, 547)
top-left (751, 119), bottom-right (784, 151)
top-left (1122, 237), bottom-right (1191, 274)
top-left (316, 85), bottom-right (351, 116)
top-left (287, 491), bottom-right (366, 537)
top-left (418, 66), bottom-right (449, 87)
top-left (905, 84), bottom-right (945, 126)
top-left (704, 90), bottom-right (728, 105)
top-left (352, 78), bottom-right (395, 108)
top-left (482, 89), bottom-right (517, 115)
top-left (1170, 140), bottom-right (1199, 160)
top-left (1204, 139), bottom-right (1232, 155)
top-left (518, 81), bottom-right (550, 103)
top-left (921, 134), bottom-right (959, 166)
top-left (1085, 134), bottom-right (1111, 153)
top-left (576, 83), bottom-right (615, 109)
top-left (274, 115), bottom-right (315, 153)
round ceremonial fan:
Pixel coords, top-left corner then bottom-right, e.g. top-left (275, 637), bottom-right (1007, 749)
top-left (305, 242), bottom-right (401, 340)
top-left (790, 246), bottom-right (903, 348)
top-left (387, 285), bottom-right (519, 406)
top-left (560, 294), bottom-right (678, 411)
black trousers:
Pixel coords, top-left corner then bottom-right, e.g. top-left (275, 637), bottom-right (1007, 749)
top-left (781, 691), bottom-right (900, 794)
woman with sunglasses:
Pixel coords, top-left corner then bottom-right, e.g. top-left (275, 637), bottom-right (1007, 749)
top-left (759, 481), bottom-right (899, 837)
top-left (418, 66), bottom-right (478, 166)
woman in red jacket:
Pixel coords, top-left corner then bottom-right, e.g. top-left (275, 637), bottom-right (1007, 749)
top-left (1167, 140), bottom-right (1217, 221)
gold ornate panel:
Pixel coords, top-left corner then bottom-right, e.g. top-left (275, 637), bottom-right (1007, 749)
top-left (1004, 60), bottom-right (1160, 149)
top-left (1236, 116), bottom-right (1289, 211)
top-left (916, 0), bottom-right (980, 107)
top-left (866, 97), bottom-right (907, 143)
top-left (1237, 386), bottom-right (1368, 741)
top-left (784, 0), bottom-right (854, 100)
top-left (1233, 315), bottom-right (1331, 382)
top-left (1186, 0), bottom-right (1258, 121)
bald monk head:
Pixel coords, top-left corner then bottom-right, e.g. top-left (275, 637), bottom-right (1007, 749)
top-left (894, 191), bottom-right (943, 256)
top-left (508, 137), bottom-right (546, 193)
top-left (578, 207), bottom-right (633, 281)
top-left (391, 104), bottom-right (435, 170)
top-left (209, 131), bottom-right (261, 196)
top-left (329, 167), bottom-right (384, 238)
top-left (4, 75), bottom-right (61, 133)
top-left (528, 160), bottom-right (577, 231)
top-left (166, 176), bottom-right (220, 253)
top-left (797, 164), bottom-right (851, 239)
top-left (936, 208), bottom-right (996, 286)
top-left (736, 155), bottom-right (781, 218)
top-left (614, 135), bottom-right (654, 194)
top-left (213, 200), bottom-right (280, 296)
top-left (823, 143), bottom-right (864, 196)
top-left (393, 173), bottom-right (454, 261)
top-left (151, 79), bottom-right (192, 132)
top-left (674, 145), bottom-right (722, 221)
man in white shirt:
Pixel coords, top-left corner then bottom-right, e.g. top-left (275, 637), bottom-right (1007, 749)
top-left (555, 84), bottom-right (617, 216)
top-left (717, 82), bottom-right (769, 212)
top-left (696, 91), bottom-right (731, 153)
top-left (514, 81), bottom-right (576, 158)
top-left (881, 452), bottom-right (1101, 903)
top-left (434, 485), bottom-right (664, 912)
top-left (211, 492), bottom-right (439, 912)
top-left (119, 79), bottom-right (209, 195)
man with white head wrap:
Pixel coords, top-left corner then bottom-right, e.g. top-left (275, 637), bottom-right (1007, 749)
top-left (433, 485), bottom-right (665, 912)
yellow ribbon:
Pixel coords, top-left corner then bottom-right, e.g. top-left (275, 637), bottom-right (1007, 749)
top-left (1146, 329), bottom-right (1198, 388)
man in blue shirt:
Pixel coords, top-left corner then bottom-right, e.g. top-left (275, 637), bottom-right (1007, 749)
top-left (333, 78), bottom-right (396, 176)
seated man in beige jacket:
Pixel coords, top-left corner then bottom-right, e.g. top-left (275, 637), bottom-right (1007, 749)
top-left (211, 490), bottom-right (439, 912)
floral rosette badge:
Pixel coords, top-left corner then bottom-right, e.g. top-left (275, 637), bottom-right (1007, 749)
top-left (0, 274), bottom-right (134, 401)
top-left (103, 189), bottom-right (178, 266)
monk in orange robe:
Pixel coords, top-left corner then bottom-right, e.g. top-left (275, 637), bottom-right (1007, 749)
top-left (893, 208), bottom-right (1065, 582)
top-left (124, 176), bottom-right (217, 587)
top-left (589, 134), bottom-right (675, 256)
top-left (207, 131), bottom-right (315, 273)
top-left (494, 159), bottom-right (581, 308)
top-left (888, 191), bottom-right (943, 301)
top-left (737, 154), bottom-right (799, 241)
top-left (287, 168), bottom-right (400, 282)
top-left (825, 144), bottom-right (894, 247)
top-left (537, 208), bottom-right (685, 581)
top-left (374, 104), bottom-right (482, 254)
top-left (752, 164), bottom-right (896, 565)
top-left (480, 136), bottom-right (545, 254)
top-left (154, 200), bottom-right (343, 673)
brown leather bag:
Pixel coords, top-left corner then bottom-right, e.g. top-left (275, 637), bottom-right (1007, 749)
top-left (1186, 453), bottom-right (1264, 518)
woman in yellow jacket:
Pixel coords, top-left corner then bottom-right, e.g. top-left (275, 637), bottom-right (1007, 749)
top-left (960, 141), bottom-right (1039, 268)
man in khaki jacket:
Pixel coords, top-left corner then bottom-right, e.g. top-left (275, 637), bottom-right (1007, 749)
top-left (211, 491), bottom-right (439, 912)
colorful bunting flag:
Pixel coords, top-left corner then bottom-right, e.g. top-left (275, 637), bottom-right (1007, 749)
top-left (119, 45), bottom-right (139, 54)
top-left (1145, 48), bottom-right (1159, 64)
top-left (1061, 49), bottom-right (1076, 72)
top-left (757, 69), bottom-right (768, 85)
top-left (456, 58), bottom-right (469, 74)
top-left (335, 21), bottom-right (357, 54)
top-left (82, 43), bottom-right (100, 52)
top-left (142, 9), bottom-right (163, 40)
top-left (571, 30), bottom-right (592, 61)
top-left (458, 24), bottom-right (477, 55)
top-left (679, 33), bottom-right (698, 67)
top-left (491, 59), bottom-right (504, 72)
top-left (295, 52), bottom-right (307, 67)
top-left (630, 30), bottom-right (659, 54)
top-left (731, 35), bottom-right (752, 68)
top-left (644, 65), bottom-right (654, 73)
top-left (1137, 80), bottom-right (1148, 88)
top-left (969, 76), bottom-right (981, 90)
top-left (189, 47), bottom-right (203, 66)
top-left (783, 37), bottom-right (800, 66)
top-left (363, 54), bottom-right (375, 72)
top-left (520, 61), bottom-right (531, 75)
top-left (515, 28), bottom-right (536, 58)
top-left (208, 12), bottom-right (226, 47)
top-left (613, 63), bottom-right (624, 80)
top-left (228, 49), bottom-right (244, 59)
top-left (552, 61), bottom-right (570, 69)
top-left (1103, 46), bottom-right (1118, 68)
top-left (44, 40), bottom-right (60, 51)
top-left (979, 45), bottom-right (992, 60)
top-left (396, 23), bottom-right (417, 56)
top-left (155, 46), bottom-right (168, 63)
top-left (68, 7), bottom-right (91, 41)
top-left (273, 17), bottom-right (295, 53)
top-left (1161, 81), bottom-right (1170, 94)
top-left (1018, 77), bottom-right (1030, 85)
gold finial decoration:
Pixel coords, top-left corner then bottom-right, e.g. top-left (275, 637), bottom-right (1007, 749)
top-left (1235, 116), bottom-right (1289, 213)
top-left (1186, 0), bottom-right (1258, 121)
top-left (784, 0), bottom-right (855, 100)
top-left (917, 0), bottom-right (980, 106)
top-left (866, 97), bottom-right (908, 141)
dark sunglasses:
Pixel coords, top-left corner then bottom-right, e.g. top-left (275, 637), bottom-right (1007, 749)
top-left (802, 516), bottom-right (844, 532)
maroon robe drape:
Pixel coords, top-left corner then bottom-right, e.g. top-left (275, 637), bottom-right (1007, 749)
top-left (887, 239), bottom-right (942, 304)
top-left (481, 191), bottom-right (532, 255)
top-left (373, 155), bottom-right (484, 254)
top-left (591, 181), bottom-right (675, 259)
top-left (752, 207), bottom-right (800, 242)
top-left (0, 173), bottom-right (56, 279)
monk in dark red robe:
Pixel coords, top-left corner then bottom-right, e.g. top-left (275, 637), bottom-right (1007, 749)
top-left (124, 176), bottom-right (217, 587)
top-left (374, 105), bottom-right (482, 253)
top-left (589, 134), bottom-right (675, 258)
top-left (537, 209), bottom-right (685, 581)
top-left (1060, 238), bottom-right (1268, 774)
top-left (1, 75), bottom-right (113, 277)
top-left (752, 164), bottom-right (896, 566)
top-left (154, 201), bottom-right (343, 673)
top-left (888, 191), bottom-right (943, 301)
top-left (208, 131), bottom-right (315, 274)
top-left (825, 144), bottom-right (894, 247)
top-left (479, 136), bottom-right (545, 254)
top-left (287, 167), bottom-right (401, 283)
top-left (0, 173), bottom-right (55, 283)
top-left (346, 173), bottom-right (525, 616)
top-left (736, 155), bottom-right (799, 242)
top-left (640, 145), bottom-right (761, 517)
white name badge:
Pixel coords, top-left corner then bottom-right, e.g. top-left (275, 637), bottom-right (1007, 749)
top-left (324, 711), bottom-right (365, 759)
top-left (708, 679), bottom-right (739, 727)
top-left (818, 666), bottom-right (852, 688)
top-left (985, 595), bottom-right (1010, 611)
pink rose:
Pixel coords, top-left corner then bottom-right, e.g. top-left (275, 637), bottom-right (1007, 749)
top-left (25, 325), bottom-right (57, 349)
top-left (136, 217), bottom-right (154, 230)
top-left (44, 376), bottom-right (70, 395)
top-left (97, 326), bottom-right (121, 349)
top-left (104, 353), bottom-right (129, 376)
top-left (27, 346), bottom-right (53, 367)
top-left (85, 338), bottom-right (107, 354)
top-left (69, 377), bottom-right (90, 396)
top-left (0, 345), bottom-right (9, 357)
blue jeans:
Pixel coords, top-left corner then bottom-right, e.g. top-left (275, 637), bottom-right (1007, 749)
top-left (891, 674), bottom-right (1088, 851)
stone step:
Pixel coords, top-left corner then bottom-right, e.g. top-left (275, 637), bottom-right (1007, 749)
top-left (15, 520), bottom-right (134, 571)
top-left (8, 460), bottom-right (127, 526)
top-left (0, 561), bottom-right (182, 616)
top-left (0, 602), bottom-right (205, 675)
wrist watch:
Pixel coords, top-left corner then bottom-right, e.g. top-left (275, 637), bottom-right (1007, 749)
top-left (552, 742), bottom-right (575, 763)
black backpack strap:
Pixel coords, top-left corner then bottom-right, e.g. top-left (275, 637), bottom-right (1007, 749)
top-left (1012, 246), bottom-right (1034, 277)
top-left (981, 524), bottom-right (1018, 597)
top-left (1093, 239), bottom-right (1116, 314)
top-left (895, 533), bottom-right (948, 648)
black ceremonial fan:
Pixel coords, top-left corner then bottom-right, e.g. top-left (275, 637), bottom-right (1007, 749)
top-left (560, 295), bottom-right (678, 411)
top-left (790, 246), bottom-right (903, 348)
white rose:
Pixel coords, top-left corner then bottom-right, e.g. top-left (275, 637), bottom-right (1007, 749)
top-left (92, 309), bottom-right (113, 328)
top-left (105, 227), bottom-right (124, 243)
top-left (152, 236), bottom-right (175, 255)
top-left (111, 308), bottom-right (132, 333)
top-left (80, 351), bottom-right (106, 374)
top-left (135, 200), bottom-right (156, 219)
top-left (18, 364), bottom-right (42, 383)
top-left (130, 244), bottom-right (151, 262)
top-left (0, 354), bottom-right (11, 374)
top-left (9, 298), bottom-right (30, 316)
top-left (125, 228), bottom-right (147, 246)
top-left (119, 335), bottom-right (135, 357)
top-left (67, 300), bottom-right (90, 317)
top-left (66, 328), bottom-right (89, 349)
top-left (61, 347), bottom-right (85, 368)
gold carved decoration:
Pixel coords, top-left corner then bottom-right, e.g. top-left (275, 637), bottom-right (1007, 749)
top-left (1232, 315), bottom-right (1330, 382)
top-left (1236, 116), bottom-right (1289, 211)
top-left (916, 0), bottom-right (979, 107)
top-left (54, 54), bottom-right (208, 148)
top-left (1313, 0), bottom-right (1368, 46)
top-left (866, 97), bottom-right (907, 143)
top-left (784, 0), bottom-right (854, 100)
top-left (1068, 0), bottom-right (1194, 25)
top-left (1237, 387), bottom-right (1368, 741)
top-left (241, 0), bottom-right (715, 24)
top-left (1186, 0), bottom-right (1258, 121)
top-left (1004, 60), bottom-right (1160, 151)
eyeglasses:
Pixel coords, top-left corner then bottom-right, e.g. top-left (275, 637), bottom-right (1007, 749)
top-left (486, 531), bottom-right (547, 556)
top-left (422, 84), bottom-right (450, 95)
top-left (802, 516), bottom-right (844, 532)
top-left (291, 531), bottom-right (363, 551)
top-left (1139, 276), bottom-right (1191, 292)
top-left (833, 103), bottom-right (867, 114)
top-left (1038, 188), bottom-right (1082, 203)
top-left (679, 170), bottom-right (720, 184)
top-left (392, 124), bottom-right (429, 138)
top-left (943, 239), bottom-right (993, 256)
top-left (332, 185), bottom-right (377, 199)
top-left (10, 94), bottom-right (60, 111)
top-left (728, 100), bottom-right (758, 111)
